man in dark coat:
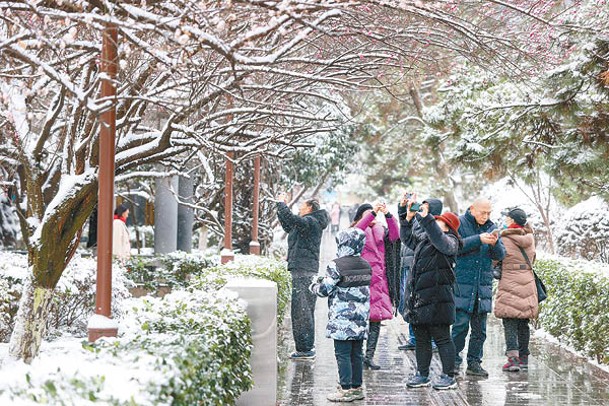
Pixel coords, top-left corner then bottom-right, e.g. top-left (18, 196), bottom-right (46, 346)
top-left (276, 194), bottom-right (330, 359)
top-left (452, 198), bottom-right (506, 377)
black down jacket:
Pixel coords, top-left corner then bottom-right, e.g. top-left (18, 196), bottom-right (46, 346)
top-left (277, 202), bottom-right (330, 272)
top-left (400, 213), bottom-right (460, 326)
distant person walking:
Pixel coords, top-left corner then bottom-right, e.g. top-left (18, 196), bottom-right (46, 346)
top-left (330, 202), bottom-right (341, 235)
top-left (494, 207), bottom-right (537, 372)
top-left (452, 198), bottom-right (506, 377)
top-left (353, 200), bottom-right (400, 370)
top-left (112, 204), bottom-right (131, 261)
top-left (310, 228), bottom-right (371, 402)
top-left (400, 196), bottom-right (462, 390)
top-left (276, 194), bottom-right (330, 360)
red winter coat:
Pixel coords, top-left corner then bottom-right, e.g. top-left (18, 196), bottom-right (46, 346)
top-left (356, 212), bottom-right (399, 322)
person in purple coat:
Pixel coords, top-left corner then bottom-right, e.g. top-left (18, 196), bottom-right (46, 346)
top-left (352, 200), bottom-right (400, 370)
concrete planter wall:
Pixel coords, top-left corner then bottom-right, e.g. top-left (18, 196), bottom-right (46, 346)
top-left (226, 278), bottom-right (278, 406)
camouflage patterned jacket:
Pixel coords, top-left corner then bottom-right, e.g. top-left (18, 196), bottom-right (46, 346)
top-left (310, 228), bottom-right (372, 341)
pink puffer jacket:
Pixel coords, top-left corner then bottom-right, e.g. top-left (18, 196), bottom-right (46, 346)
top-left (356, 212), bottom-right (399, 322)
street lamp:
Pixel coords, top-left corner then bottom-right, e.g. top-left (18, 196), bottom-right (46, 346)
top-left (88, 22), bottom-right (119, 342)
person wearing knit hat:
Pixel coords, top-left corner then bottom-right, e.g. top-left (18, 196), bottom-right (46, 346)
top-left (435, 212), bottom-right (460, 234)
top-left (352, 203), bottom-right (373, 225)
top-left (112, 203), bottom-right (131, 261)
top-left (399, 195), bottom-right (462, 390)
top-left (494, 207), bottom-right (537, 373)
top-left (351, 200), bottom-right (400, 370)
top-left (398, 197), bottom-right (443, 352)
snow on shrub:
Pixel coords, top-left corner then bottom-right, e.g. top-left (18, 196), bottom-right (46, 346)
top-left (0, 253), bottom-right (132, 342)
top-left (0, 287), bottom-right (252, 405)
top-left (535, 256), bottom-right (609, 364)
top-left (124, 252), bottom-right (218, 292)
top-left (555, 197), bottom-right (609, 263)
top-left (0, 194), bottom-right (20, 248)
top-left (191, 254), bottom-right (291, 324)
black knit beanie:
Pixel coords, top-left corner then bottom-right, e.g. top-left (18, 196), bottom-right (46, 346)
top-left (353, 203), bottom-right (373, 223)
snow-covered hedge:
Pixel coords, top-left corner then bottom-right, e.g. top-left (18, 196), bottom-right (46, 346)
top-left (191, 255), bottom-right (291, 324)
top-left (0, 288), bottom-right (252, 405)
top-left (124, 252), bottom-right (218, 292)
top-left (125, 253), bottom-right (290, 323)
top-left (0, 195), bottom-right (20, 248)
top-left (555, 197), bottom-right (609, 263)
top-left (0, 253), bottom-right (131, 342)
top-left (535, 257), bottom-right (609, 364)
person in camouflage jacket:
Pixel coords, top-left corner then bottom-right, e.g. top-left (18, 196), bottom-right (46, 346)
top-left (310, 228), bottom-right (371, 402)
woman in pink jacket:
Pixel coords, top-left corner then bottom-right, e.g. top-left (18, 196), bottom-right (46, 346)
top-left (353, 201), bottom-right (400, 369)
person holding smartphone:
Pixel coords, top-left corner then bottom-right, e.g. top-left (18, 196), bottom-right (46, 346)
top-left (399, 194), bottom-right (462, 390)
top-left (397, 193), bottom-right (444, 352)
top-left (451, 198), bottom-right (506, 377)
top-left (276, 193), bottom-right (330, 360)
top-left (351, 199), bottom-right (400, 370)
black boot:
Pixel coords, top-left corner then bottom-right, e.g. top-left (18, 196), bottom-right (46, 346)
top-left (364, 322), bottom-right (381, 370)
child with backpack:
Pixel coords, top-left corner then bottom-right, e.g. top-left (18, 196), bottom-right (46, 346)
top-left (309, 228), bottom-right (372, 402)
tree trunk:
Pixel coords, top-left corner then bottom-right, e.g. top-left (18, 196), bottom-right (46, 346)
top-left (9, 274), bottom-right (55, 364)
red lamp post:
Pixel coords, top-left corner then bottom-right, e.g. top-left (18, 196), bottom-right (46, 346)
top-left (88, 22), bottom-right (119, 342)
top-left (249, 155), bottom-right (261, 255)
top-left (220, 151), bottom-right (235, 264)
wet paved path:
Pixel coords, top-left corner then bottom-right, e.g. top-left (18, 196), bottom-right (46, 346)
top-left (277, 230), bottom-right (609, 405)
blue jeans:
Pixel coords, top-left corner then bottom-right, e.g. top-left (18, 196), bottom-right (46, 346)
top-left (334, 339), bottom-right (364, 389)
top-left (452, 304), bottom-right (488, 366)
top-left (399, 263), bottom-right (416, 343)
top-left (291, 271), bottom-right (317, 352)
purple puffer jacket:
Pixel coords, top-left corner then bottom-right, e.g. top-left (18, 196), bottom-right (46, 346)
top-left (356, 211), bottom-right (399, 322)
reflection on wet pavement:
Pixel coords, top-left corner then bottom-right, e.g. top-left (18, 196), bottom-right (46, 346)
top-left (277, 230), bottom-right (609, 405)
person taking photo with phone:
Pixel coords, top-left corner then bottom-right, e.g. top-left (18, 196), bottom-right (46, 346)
top-left (397, 193), bottom-right (444, 352)
top-left (276, 193), bottom-right (330, 360)
top-left (399, 194), bottom-right (462, 390)
top-left (351, 200), bottom-right (400, 370)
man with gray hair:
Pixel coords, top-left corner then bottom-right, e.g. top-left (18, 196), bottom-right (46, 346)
top-left (276, 194), bottom-right (330, 360)
top-left (452, 198), bottom-right (505, 377)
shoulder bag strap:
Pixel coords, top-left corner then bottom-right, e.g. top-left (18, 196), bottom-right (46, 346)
top-left (518, 246), bottom-right (534, 270)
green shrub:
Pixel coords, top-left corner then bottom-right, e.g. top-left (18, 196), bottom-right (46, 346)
top-left (535, 257), bottom-right (609, 364)
top-left (1, 288), bottom-right (253, 405)
top-left (0, 253), bottom-right (131, 342)
top-left (124, 252), bottom-right (218, 292)
top-left (124, 289), bottom-right (253, 405)
top-left (191, 255), bottom-right (291, 324)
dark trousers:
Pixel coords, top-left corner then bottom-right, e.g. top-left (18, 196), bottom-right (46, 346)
top-left (365, 321), bottom-right (381, 360)
top-left (413, 324), bottom-right (455, 377)
top-left (452, 301), bottom-right (487, 366)
top-left (334, 339), bottom-right (364, 389)
top-left (291, 271), bottom-right (317, 352)
top-left (502, 318), bottom-right (530, 357)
